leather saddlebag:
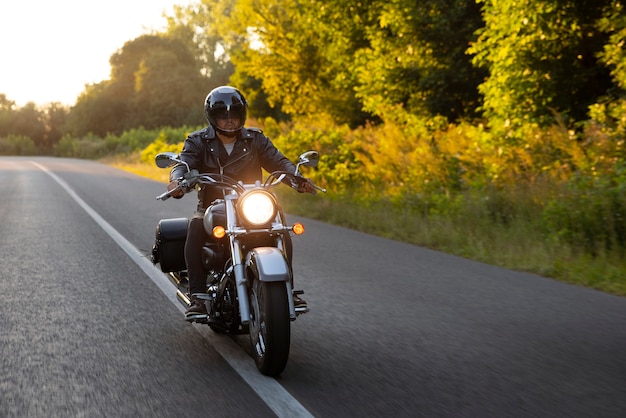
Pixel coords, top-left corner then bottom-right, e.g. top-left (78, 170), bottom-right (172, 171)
top-left (151, 218), bottom-right (188, 272)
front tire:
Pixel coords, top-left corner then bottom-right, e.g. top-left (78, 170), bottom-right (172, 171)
top-left (248, 279), bottom-right (290, 376)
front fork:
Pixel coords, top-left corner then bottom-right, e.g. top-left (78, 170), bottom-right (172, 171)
top-left (242, 244), bottom-right (298, 320)
top-left (232, 240), bottom-right (251, 324)
top-left (224, 193), bottom-right (300, 324)
top-left (216, 240), bottom-right (295, 325)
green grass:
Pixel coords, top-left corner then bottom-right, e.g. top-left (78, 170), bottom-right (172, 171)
top-left (277, 190), bottom-right (626, 297)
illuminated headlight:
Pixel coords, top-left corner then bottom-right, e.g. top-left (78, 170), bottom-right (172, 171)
top-left (239, 190), bottom-right (277, 227)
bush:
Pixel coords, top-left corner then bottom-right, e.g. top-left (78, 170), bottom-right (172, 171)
top-left (105, 126), bottom-right (197, 155)
top-left (0, 134), bottom-right (37, 155)
top-left (140, 132), bottom-right (184, 164)
top-left (542, 170), bottom-right (626, 256)
top-left (53, 134), bottom-right (108, 159)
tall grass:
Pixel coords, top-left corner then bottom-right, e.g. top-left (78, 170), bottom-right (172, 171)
top-left (276, 184), bottom-right (626, 297)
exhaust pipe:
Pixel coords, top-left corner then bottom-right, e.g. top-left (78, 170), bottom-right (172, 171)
top-left (176, 289), bottom-right (191, 307)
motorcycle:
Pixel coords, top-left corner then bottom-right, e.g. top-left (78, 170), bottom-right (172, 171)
top-left (150, 150), bottom-right (325, 376)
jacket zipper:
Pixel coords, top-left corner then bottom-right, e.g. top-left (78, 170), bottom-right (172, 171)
top-left (214, 142), bottom-right (250, 175)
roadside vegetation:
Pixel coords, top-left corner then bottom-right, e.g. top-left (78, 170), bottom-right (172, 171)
top-left (1, 0), bottom-right (625, 296)
top-left (102, 116), bottom-right (626, 297)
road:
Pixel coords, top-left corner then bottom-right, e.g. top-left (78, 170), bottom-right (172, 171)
top-left (1, 156), bottom-right (626, 417)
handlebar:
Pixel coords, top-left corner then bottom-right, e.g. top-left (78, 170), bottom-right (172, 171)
top-left (156, 190), bottom-right (174, 201)
top-left (265, 171), bottom-right (327, 194)
top-left (156, 171), bottom-right (325, 201)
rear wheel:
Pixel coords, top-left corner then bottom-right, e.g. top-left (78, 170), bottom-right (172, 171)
top-left (248, 279), bottom-right (290, 376)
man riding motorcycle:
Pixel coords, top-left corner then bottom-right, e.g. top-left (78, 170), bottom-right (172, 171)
top-left (167, 86), bottom-right (315, 319)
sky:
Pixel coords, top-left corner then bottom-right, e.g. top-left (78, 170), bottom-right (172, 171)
top-left (0, 0), bottom-right (193, 107)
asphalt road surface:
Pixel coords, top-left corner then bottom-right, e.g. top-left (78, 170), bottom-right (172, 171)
top-left (2, 156), bottom-right (626, 417)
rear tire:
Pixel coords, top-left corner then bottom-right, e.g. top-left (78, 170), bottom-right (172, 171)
top-left (248, 279), bottom-right (290, 376)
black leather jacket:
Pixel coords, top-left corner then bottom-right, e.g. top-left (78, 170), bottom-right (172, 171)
top-left (170, 125), bottom-right (297, 212)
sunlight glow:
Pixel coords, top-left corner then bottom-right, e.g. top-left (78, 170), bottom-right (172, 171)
top-left (0, 0), bottom-right (193, 107)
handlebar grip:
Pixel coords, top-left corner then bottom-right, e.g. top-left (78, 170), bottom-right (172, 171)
top-left (156, 191), bottom-right (172, 201)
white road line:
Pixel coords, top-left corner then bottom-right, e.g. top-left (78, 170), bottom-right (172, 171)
top-left (34, 161), bottom-right (314, 418)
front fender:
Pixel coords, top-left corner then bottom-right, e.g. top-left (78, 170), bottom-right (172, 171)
top-left (245, 247), bottom-right (290, 282)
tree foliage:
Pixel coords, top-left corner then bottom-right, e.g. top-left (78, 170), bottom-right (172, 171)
top-left (163, 1), bottom-right (234, 84)
top-left (201, 0), bottom-right (368, 125)
top-left (589, 0), bottom-right (626, 137)
top-left (3, 0), bottom-right (626, 162)
top-left (352, 0), bottom-right (485, 123)
top-left (469, 0), bottom-right (613, 130)
top-left (197, 0), bottom-right (484, 126)
top-left (67, 35), bottom-right (207, 137)
top-left (0, 94), bottom-right (68, 154)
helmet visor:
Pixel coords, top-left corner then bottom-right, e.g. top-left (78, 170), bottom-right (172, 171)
top-left (209, 104), bottom-right (245, 132)
top-left (214, 106), bottom-right (244, 120)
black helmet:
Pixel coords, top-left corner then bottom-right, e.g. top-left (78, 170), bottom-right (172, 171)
top-left (204, 86), bottom-right (248, 134)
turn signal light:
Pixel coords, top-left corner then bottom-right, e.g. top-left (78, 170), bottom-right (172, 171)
top-left (292, 222), bottom-right (305, 235)
top-left (213, 226), bottom-right (226, 239)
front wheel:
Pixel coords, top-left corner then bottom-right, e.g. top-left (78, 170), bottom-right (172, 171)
top-left (248, 279), bottom-right (290, 376)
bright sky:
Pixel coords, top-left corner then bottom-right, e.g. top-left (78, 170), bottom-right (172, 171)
top-left (0, 0), bottom-right (193, 107)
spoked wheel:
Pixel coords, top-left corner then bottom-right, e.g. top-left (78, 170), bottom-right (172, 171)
top-left (248, 279), bottom-right (290, 376)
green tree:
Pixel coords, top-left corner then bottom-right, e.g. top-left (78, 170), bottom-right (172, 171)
top-left (68, 35), bottom-right (207, 137)
top-left (0, 95), bottom-right (68, 154)
top-left (164, 2), bottom-right (234, 86)
top-left (43, 103), bottom-right (69, 150)
top-left (193, 0), bottom-right (485, 127)
top-left (11, 102), bottom-right (46, 148)
top-left (353, 0), bottom-right (486, 124)
top-left (67, 81), bottom-right (129, 137)
top-left (110, 34), bottom-right (207, 130)
top-left (590, 0), bottom-right (626, 138)
top-left (0, 94), bottom-right (16, 138)
top-left (229, 71), bottom-right (289, 120)
top-left (198, 0), bottom-right (372, 126)
top-left (469, 0), bottom-right (613, 130)
top-left (131, 47), bottom-right (205, 128)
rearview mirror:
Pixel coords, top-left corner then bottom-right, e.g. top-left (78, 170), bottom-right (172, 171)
top-left (155, 152), bottom-right (181, 169)
top-left (298, 151), bottom-right (320, 168)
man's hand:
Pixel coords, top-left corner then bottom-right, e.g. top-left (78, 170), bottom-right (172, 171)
top-left (167, 180), bottom-right (185, 198)
top-left (296, 178), bottom-right (318, 194)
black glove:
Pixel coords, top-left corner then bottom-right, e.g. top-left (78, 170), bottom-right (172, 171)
top-left (294, 177), bottom-right (317, 194)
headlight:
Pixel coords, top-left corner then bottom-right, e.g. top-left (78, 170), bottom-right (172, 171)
top-left (238, 190), bottom-right (277, 227)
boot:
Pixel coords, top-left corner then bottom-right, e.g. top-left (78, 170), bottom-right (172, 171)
top-left (185, 296), bottom-right (208, 319)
